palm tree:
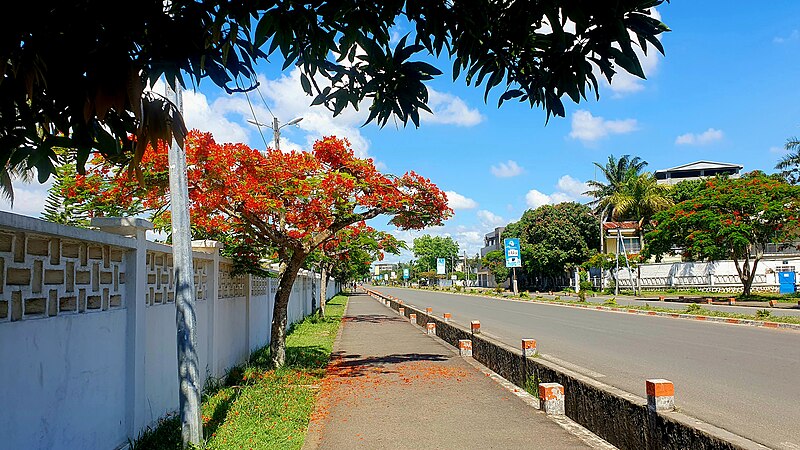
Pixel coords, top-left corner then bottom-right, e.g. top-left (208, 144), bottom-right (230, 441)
top-left (605, 173), bottom-right (673, 225)
top-left (0, 162), bottom-right (34, 207)
top-left (775, 137), bottom-right (800, 184)
top-left (584, 154), bottom-right (649, 221)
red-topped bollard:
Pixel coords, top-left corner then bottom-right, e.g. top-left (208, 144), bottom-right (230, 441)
top-left (443, 313), bottom-right (452, 322)
top-left (426, 307), bottom-right (433, 314)
top-left (538, 383), bottom-right (565, 415)
top-left (409, 313), bottom-right (416, 323)
top-left (521, 339), bottom-right (537, 357)
top-left (470, 320), bottom-right (481, 334)
top-left (458, 339), bottom-right (473, 357)
top-left (646, 379), bottom-right (675, 412)
top-left (426, 322), bottom-right (436, 335)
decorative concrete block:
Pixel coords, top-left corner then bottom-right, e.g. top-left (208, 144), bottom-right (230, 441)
top-left (470, 320), bottom-right (481, 334)
top-left (522, 339), bottom-right (537, 357)
top-left (728, 297), bottom-right (736, 305)
top-left (7, 268), bottom-right (31, 285)
top-left (659, 296), bottom-right (665, 301)
top-left (426, 322), bottom-right (436, 335)
top-left (458, 339), bottom-right (472, 357)
top-left (425, 307), bottom-right (432, 314)
top-left (409, 313), bottom-right (416, 323)
top-left (538, 383), bottom-right (565, 415)
top-left (705, 297), bottom-right (713, 304)
top-left (399, 307), bottom-right (405, 315)
top-left (646, 379), bottom-right (675, 412)
top-left (443, 313), bottom-right (451, 322)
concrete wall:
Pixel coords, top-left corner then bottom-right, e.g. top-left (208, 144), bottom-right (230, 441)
top-left (0, 212), bottom-right (339, 450)
top-left (370, 289), bottom-right (750, 450)
top-left (614, 258), bottom-right (800, 292)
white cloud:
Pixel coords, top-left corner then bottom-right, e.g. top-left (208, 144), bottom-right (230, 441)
top-left (525, 175), bottom-right (589, 209)
top-left (569, 110), bottom-right (638, 144)
top-left (177, 68), bottom-right (481, 168)
top-left (422, 89), bottom-right (485, 127)
top-left (675, 128), bottom-right (724, 146)
top-left (0, 180), bottom-right (53, 218)
top-left (182, 89), bottom-right (250, 144)
top-left (525, 189), bottom-right (552, 209)
top-left (490, 160), bottom-right (524, 178)
top-left (770, 145), bottom-right (789, 155)
top-left (477, 210), bottom-right (506, 229)
top-left (774, 30), bottom-right (799, 44)
top-left (445, 191), bottom-right (478, 210)
top-left (556, 175), bottom-right (590, 198)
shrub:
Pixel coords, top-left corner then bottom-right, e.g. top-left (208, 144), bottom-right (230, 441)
top-left (454, 285), bottom-right (463, 292)
top-left (579, 280), bottom-right (594, 292)
top-left (603, 298), bottom-right (618, 307)
top-left (756, 309), bottom-right (771, 320)
top-left (685, 303), bottom-right (702, 314)
top-left (578, 290), bottom-right (587, 302)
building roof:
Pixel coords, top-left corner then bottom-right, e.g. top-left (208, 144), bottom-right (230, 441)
top-left (602, 221), bottom-right (640, 230)
top-left (654, 160), bottom-right (743, 174)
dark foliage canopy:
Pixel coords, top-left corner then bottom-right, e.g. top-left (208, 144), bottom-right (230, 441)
top-left (2, 0), bottom-right (669, 182)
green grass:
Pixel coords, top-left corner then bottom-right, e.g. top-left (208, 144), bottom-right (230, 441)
top-left (131, 294), bottom-right (348, 450)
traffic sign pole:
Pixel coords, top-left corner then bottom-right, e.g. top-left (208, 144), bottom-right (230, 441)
top-left (512, 267), bottom-right (518, 295)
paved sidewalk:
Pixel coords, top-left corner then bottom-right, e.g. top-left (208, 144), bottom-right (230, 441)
top-left (303, 292), bottom-right (593, 450)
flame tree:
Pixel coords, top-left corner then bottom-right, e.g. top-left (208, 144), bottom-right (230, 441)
top-left (63, 131), bottom-right (452, 366)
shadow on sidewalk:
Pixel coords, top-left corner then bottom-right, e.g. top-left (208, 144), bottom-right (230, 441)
top-left (328, 352), bottom-right (449, 378)
top-left (342, 314), bottom-right (404, 324)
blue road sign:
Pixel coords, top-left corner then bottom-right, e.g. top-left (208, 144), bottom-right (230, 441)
top-left (403, 268), bottom-right (410, 279)
top-left (436, 258), bottom-right (446, 275)
top-left (504, 238), bottom-right (522, 268)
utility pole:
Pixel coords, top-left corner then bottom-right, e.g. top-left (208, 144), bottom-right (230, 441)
top-left (164, 81), bottom-right (201, 447)
top-left (248, 117), bottom-right (303, 152)
top-left (273, 117), bottom-right (280, 151)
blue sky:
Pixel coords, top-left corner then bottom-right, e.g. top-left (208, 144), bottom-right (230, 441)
top-left (3, 1), bottom-right (799, 263)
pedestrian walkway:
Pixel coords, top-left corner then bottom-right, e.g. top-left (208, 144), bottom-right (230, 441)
top-left (303, 292), bottom-right (593, 449)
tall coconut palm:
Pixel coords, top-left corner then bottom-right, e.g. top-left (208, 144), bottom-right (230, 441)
top-left (775, 137), bottom-right (800, 184)
top-left (605, 173), bottom-right (673, 225)
top-left (584, 154), bottom-right (649, 221)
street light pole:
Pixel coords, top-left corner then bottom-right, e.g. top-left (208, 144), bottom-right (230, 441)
top-left (164, 81), bottom-right (201, 447)
top-left (248, 117), bottom-right (304, 151)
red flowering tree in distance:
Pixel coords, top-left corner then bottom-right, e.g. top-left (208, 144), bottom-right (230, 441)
top-left (65, 130), bottom-right (452, 366)
top-left (643, 172), bottom-right (800, 296)
top-left (309, 224), bottom-right (403, 317)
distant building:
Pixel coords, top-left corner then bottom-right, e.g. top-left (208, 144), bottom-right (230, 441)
top-left (477, 227), bottom-right (505, 287)
top-left (373, 263), bottom-right (398, 275)
top-left (654, 160), bottom-right (742, 185)
top-left (602, 221), bottom-right (642, 254)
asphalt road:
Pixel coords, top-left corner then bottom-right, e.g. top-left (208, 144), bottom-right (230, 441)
top-left (370, 286), bottom-right (800, 450)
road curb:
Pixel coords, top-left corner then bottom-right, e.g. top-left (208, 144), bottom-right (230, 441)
top-left (364, 287), bottom-right (771, 450)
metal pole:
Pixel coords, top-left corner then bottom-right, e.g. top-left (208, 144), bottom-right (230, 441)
top-left (273, 117), bottom-right (280, 151)
top-left (512, 267), bottom-right (519, 295)
top-left (164, 81), bottom-right (201, 447)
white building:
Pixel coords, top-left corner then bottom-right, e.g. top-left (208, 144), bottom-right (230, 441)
top-left (654, 160), bottom-right (742, 185)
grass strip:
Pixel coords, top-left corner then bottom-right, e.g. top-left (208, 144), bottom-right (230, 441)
top-left (131, 294), bottom-right (348, 450)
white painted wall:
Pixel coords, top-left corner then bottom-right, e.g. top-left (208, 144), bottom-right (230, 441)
top-left (0, 213), bottom-right (340, 450)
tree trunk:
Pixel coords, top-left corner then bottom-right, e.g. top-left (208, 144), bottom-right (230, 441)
top-left (270, 254), bottom-right (306, 368)
top-left (732, 251), bottom-right (761, 297)
top-left (319, 265), bottom-right (328, 318)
